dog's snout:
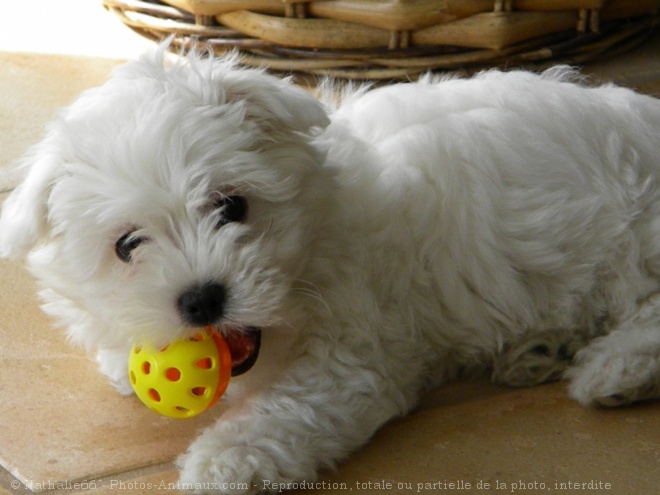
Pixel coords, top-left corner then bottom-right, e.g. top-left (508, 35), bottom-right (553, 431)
top-left (177, 283), bottom-right (226, 326)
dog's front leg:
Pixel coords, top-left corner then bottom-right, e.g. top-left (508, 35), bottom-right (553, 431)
top-left (96, 346), bottom-right (134, 396)
top-left (177, 335), bottom-right (419, 494)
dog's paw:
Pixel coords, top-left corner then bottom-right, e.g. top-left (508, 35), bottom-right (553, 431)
top-left (178, 445), bottom-right (279, 495)
top-left (567, 340), bottom-right (660, 407)
top-left (96, 348), bottom-right (134, 396)
top-left (493, 328), bottom-right (588, 387)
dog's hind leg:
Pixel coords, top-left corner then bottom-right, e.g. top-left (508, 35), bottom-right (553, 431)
top-left (567, 294), bottom-right (660, 407)
top-left (492, 328), bottom-right (590, 388)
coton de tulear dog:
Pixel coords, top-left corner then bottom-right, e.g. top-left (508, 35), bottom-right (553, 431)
top-left (2, 46), bottom-right (660, 493)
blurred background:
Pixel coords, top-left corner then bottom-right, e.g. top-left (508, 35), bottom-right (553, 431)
top-left (0, 0), bottom-right (151, 58)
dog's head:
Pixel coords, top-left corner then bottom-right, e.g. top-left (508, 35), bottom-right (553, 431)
top-left (0, 47), bottom-right (332, 372)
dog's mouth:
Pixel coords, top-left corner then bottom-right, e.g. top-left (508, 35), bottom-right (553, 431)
top-left (211, 325), bottom-right (261, 377)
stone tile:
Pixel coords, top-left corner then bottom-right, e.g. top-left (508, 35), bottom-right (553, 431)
top-left (297, 380), bottom-right (660, 495)
top-left (0, 466), bottom-right (29, 494)
top-left (0, 51), bottom-right (123, 188)
top-left (79, 464), bottom-right (182, 495)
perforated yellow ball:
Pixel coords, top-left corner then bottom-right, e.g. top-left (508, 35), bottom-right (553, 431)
top-left (128, 330), bottom-right (231, 419)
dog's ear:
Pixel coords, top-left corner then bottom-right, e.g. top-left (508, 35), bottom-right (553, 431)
top-left (197, 52), bottom-right (330, 134)
top-left (227, 72), bottom-right (331, 135)
top-left (0, 137), bottom-right (63, 259)
top-left (206, 66), bottom-right (330, 137)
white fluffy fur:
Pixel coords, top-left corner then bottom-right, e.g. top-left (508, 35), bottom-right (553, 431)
top-left (2, 46), bottom-right (660, 493)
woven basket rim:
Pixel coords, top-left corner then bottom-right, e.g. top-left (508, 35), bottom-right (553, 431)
top-left (103, 0), bottom-right (660, 79)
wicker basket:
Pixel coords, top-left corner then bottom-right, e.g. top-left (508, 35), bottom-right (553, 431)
top-left (103, 0), bottom-right (660, 79)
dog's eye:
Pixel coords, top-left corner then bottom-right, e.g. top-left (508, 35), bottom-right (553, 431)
top-left (115, 232), bottom-right (147, 263)
top-left (214, 195), bottom-right (247, 228)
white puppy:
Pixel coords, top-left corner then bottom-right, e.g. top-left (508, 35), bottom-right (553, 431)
top-left (2, 46), bottom-right (660, 493)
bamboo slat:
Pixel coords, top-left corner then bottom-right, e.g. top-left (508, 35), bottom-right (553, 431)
top-left (412, 12), bottom-right (580, 50)
top-left (218, 11), bottom-right (392, 49)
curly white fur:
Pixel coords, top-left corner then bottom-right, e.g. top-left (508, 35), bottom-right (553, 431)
top-left (2, 46), bottom-right (660, 493)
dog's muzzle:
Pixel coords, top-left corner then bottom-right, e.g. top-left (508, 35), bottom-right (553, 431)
top-left (177, 283), bottom-right (261, 376)
top-left (177, 283), bottom-right (226, 327)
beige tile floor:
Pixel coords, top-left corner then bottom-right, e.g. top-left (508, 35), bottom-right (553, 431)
top-left (1, 3), bottom-right (660, 495)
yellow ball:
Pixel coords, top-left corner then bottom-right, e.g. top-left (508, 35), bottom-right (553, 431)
top-left (128, 330), bottom-right (231, 419)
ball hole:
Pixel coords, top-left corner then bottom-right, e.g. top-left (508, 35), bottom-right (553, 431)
top-left (130, 371), bottom-right (136, 385)
top-left (165, 367), bottom-right (181, 381)
top-left (175, 406), bottom-right (189, 412)
top-left (159, 344), bottom-right (170, 352)
top-left (148, 389), bottom-right (161, 402)
top-left (195, 357), bottom-right (213, 370)
top-left (192, 387), bottom-right (206, 396)
top-left (133, 347), bottom-right (141, 354)
top-left (142, 361), bottom-right (151, 375)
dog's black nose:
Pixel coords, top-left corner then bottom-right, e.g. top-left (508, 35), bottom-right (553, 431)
top-left (177, 283), bottom-right (226, 326)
